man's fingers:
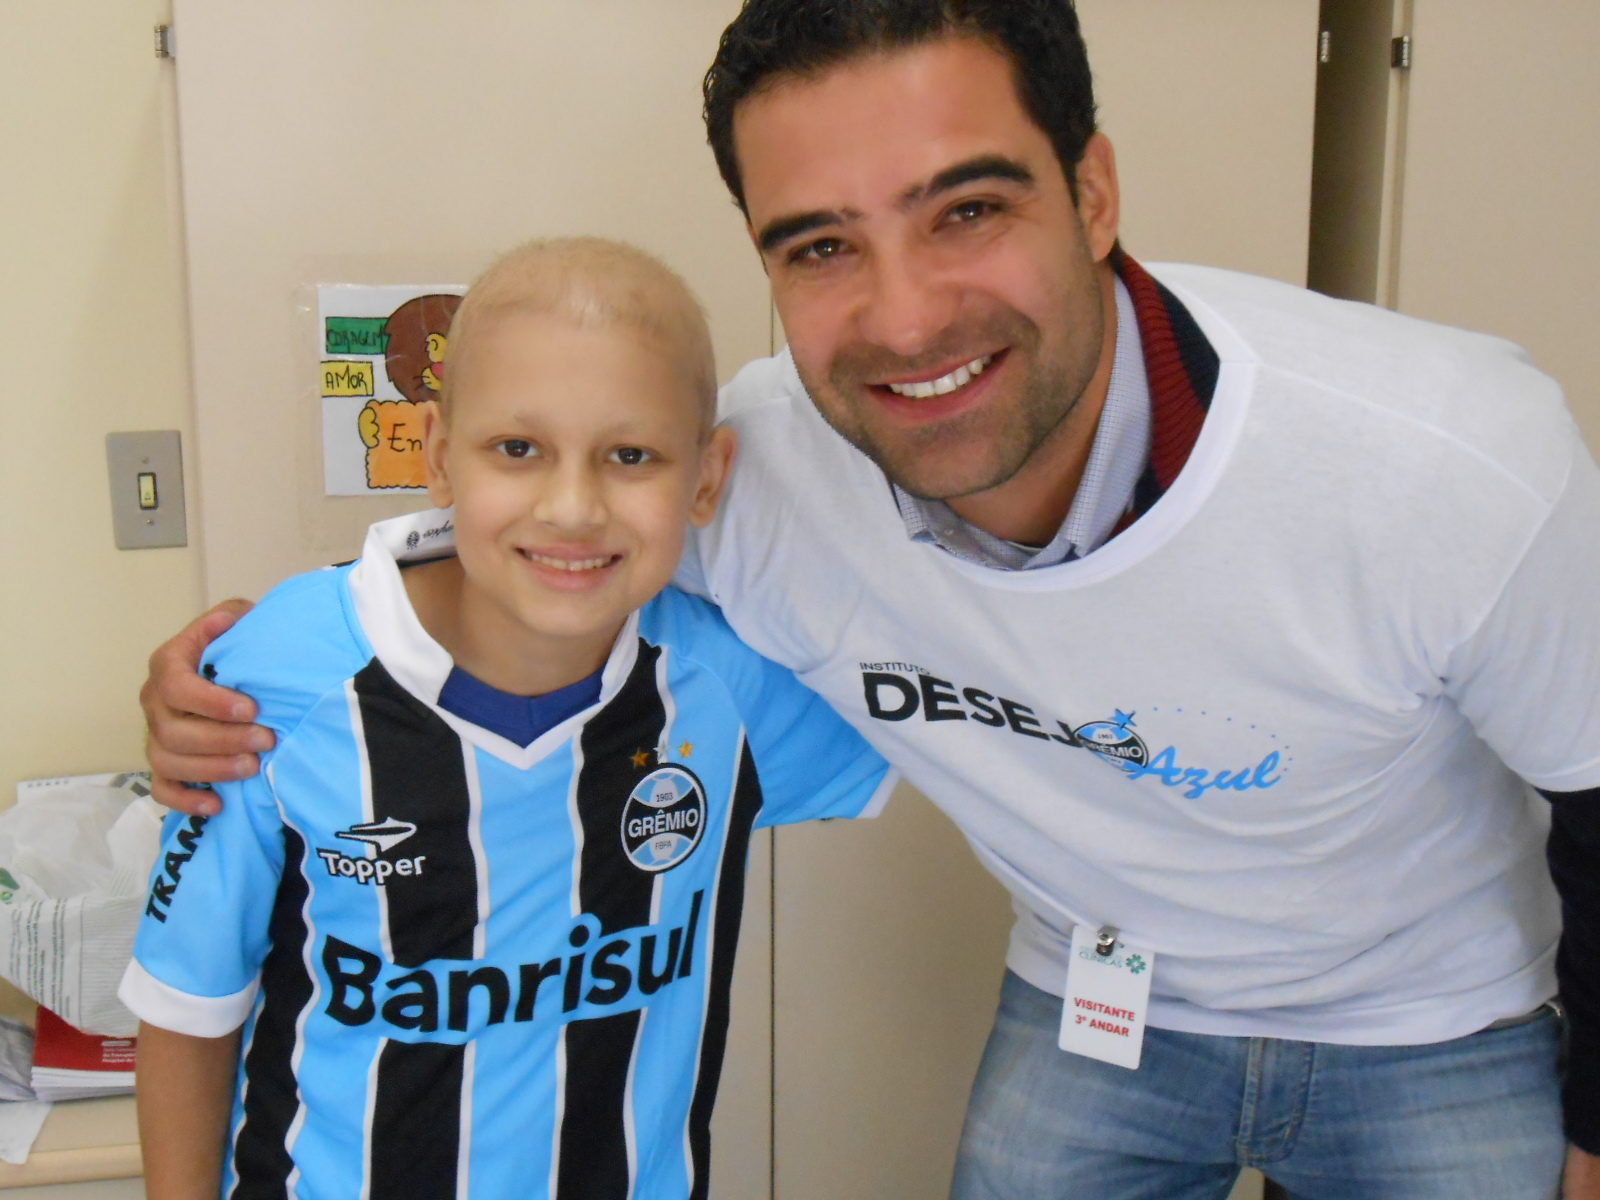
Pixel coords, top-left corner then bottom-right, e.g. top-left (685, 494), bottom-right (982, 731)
top-left (146, 600), bottom-right (260, 724)
top-left (146, 737), bottom-right (260, 786)
top-left (1564, 1144), bottom-right (1600, 1199)
top-left (149, 774), bottom-right (222, 818)
top-left (146, 664), bottom-right (265, 730)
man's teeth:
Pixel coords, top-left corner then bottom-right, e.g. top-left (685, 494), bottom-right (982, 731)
top-left (525, 552), bottom-right (612, 571)
top-left (885, 355), bottom-right (992, 399)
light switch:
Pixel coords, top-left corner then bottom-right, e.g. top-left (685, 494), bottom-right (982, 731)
top-left (106, 431), bottom-right (187, 549)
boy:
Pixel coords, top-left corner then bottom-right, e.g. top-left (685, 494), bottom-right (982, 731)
top-left (119, 239), bottom-right (895, 1200)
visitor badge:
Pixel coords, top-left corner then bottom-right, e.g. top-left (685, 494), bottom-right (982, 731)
top-left (1059, 925), bottom-right (1154, 1069)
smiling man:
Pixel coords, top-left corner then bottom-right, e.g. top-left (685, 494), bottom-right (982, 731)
top-left (142, 2), bottom-right (1600, 1197)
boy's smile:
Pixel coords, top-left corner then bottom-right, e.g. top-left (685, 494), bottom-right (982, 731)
top-left (408, 312), bottom-right (734, 697)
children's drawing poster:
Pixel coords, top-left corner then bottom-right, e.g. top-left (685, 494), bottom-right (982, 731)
top-left (318, 284), bottom-right (466, 495)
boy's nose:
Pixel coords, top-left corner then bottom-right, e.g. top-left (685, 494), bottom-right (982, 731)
top-left (534, 463), bottom-right (607, 529)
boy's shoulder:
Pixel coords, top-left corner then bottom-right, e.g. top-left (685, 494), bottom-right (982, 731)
top-left (203, 564), bottom-right (372, 738)
top-left (635, 586), bottom-right (807, 714)
top-left (636, 585), bottom-right (744, 662)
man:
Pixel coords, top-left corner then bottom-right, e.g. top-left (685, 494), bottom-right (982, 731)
top-left (145, 2), bottom-right (1600, 1196)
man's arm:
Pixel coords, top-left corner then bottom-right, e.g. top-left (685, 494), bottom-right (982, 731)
top-left (1543, 786), bottom-right (1600, 1198)
top-left (142, 601), bottom-right (273, 815)
top-left (136, 1023), bottom-right (241, 1200)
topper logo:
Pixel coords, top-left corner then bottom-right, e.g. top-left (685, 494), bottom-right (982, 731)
top-left (335, 818), bottom-right (418, 854)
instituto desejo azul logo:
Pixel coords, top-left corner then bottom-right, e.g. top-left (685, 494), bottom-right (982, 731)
top-left (1081, 710), bottom-right (1284, 800)
top-left (857, 664), bottom-right (1287, 801)
top-left (622, 766), bottom-right (707, 872)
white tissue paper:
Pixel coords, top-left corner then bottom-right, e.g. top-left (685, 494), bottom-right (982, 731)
top-left (0, 774), bottom-right (164, 1037)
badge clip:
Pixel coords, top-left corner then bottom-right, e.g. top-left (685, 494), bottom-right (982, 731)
top-left (1095, 925), bottom-right (1119, 957)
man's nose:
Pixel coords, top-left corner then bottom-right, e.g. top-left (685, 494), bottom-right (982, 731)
top-left (855, 250), bottom-right (959, 361)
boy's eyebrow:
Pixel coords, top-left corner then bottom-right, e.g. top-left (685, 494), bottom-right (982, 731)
top-left (755, 156), bottom-right (1037, 255)
top-left (756, 207), bottom-right (863, 255)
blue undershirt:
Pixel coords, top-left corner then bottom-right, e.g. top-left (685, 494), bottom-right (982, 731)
top-left (437, 665), bottom-right (603, 747)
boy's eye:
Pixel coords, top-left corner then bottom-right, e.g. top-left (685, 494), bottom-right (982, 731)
top-left (610, 446), bottom-right (651, 467)
top-left (496, 439), bottom-right (535, 459)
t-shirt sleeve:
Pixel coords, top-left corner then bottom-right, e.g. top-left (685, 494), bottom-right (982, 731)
top-left (733, 651), bottom-right (897, 830)
top-left (1442, 440), bottom-right (1600, 790)
top-left (117, 771), bottom-right (285, 1037)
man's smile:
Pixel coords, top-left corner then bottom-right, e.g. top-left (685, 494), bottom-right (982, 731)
top-left (863, 348), bottom-right (1012, 425)
top-left (881, 353), bottom-right (995, 398)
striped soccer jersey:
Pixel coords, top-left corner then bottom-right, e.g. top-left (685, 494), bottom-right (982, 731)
top-left (121, 510), bottom-right (894, 1200)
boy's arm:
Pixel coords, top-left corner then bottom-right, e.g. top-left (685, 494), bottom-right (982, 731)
top-left (136, 1023), bottom-right (241, 1200)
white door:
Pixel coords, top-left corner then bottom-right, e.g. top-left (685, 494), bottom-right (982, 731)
top-left (1395, 0), bottom-right (1600, 447)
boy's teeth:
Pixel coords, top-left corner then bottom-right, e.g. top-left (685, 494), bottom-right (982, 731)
top-left (885, 355), bottom-right (992, 398)
top-left (527, 552), bottom-right (611, 571)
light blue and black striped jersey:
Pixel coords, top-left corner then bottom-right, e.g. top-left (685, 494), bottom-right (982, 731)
top-left (120, 509), bottom-right (895, 1200)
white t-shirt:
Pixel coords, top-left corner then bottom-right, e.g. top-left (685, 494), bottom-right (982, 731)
top-left (686, 263), bottom-right (1600, 1045)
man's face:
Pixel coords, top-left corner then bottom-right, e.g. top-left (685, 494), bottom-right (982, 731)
top-left (733, 36), bottom-right (1118, 501)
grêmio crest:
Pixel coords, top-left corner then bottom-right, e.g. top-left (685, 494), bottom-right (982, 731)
top-left (621, 766), bottom-right (707, 872)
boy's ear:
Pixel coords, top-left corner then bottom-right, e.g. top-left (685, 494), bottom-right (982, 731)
top-left (420, 402), bottom-right (454, 509)
top-left (688, 425), bottom-right (738, 528)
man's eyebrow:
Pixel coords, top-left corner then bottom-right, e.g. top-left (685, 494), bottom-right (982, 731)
top-left (756, 208), bottom-right (861, 255)
top-left (899, 155), bottom-right (1036, 208)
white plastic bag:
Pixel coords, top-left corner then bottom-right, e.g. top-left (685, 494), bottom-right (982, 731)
top-left (0, 773), bottom-right (164, 1036)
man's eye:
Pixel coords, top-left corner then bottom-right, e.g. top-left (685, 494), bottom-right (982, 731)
top-left (946, 199), bottom-right (996, 224)
top-left (497, 440), bottom-right (534, 459)
top-left (611, 446), bottom-right (651, 466)
top-left (790, 237), bottom-right (847, 265)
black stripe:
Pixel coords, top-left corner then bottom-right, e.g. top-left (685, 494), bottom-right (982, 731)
top-left (555, 640), bottom-right (668, 1200)
top-left (368, 1041), bottom-right (466, 1200)
top-left (231, 828), bottom-right (314, 1200)
top-left (686, 739), bottom-right (765, 1200)
top-left (574, 641), bottom-right (665, 934)
top-left (556, 1011), bottom-right (643, 1200)
top-left (354, 658), bottom-right (478, 966)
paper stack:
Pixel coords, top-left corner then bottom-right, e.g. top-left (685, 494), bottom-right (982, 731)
top-left (28, 1006), bottom-right (135, 1102)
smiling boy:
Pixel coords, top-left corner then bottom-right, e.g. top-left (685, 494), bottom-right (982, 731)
top-left (120, 238), bottom-right (894, 1200)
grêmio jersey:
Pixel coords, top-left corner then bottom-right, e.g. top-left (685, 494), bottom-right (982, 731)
top-left (119, 509), bottom-right (894, 1200)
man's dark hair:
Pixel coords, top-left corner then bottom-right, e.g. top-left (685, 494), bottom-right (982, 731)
top-left (703, 0), bottom-right (1097, 213)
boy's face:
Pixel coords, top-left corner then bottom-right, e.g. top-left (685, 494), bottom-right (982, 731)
top-left (422, 312), bottom-right (733, 660)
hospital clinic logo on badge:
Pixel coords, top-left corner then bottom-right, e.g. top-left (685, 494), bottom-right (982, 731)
top-left (621, 766), bottom-right (706, 872)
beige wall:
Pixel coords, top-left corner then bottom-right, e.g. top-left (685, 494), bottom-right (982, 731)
top-left (1, 2), bottom-right (203, 803)
top-left (1082, 0), bottom-right (1321, 286)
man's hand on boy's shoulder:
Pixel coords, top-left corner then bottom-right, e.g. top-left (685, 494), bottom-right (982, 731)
top-left (142, 599), bottom-right (275, 817)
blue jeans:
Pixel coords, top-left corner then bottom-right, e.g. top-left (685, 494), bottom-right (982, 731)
top-left (951, 971), bottom-right (1565, 1200)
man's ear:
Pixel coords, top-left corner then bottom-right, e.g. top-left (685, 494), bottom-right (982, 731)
top-left (420, 402), bottom-right (454, 509)
top-left (689, 425), bottom-right (738, 528)
top-left (1074, 133), bottom-right (1122, 264)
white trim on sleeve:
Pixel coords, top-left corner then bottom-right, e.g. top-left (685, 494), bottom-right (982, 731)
top-left (856, 770), bottom-right (901, 820)
top-left (118, 959), bottom-right (258, 1038)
